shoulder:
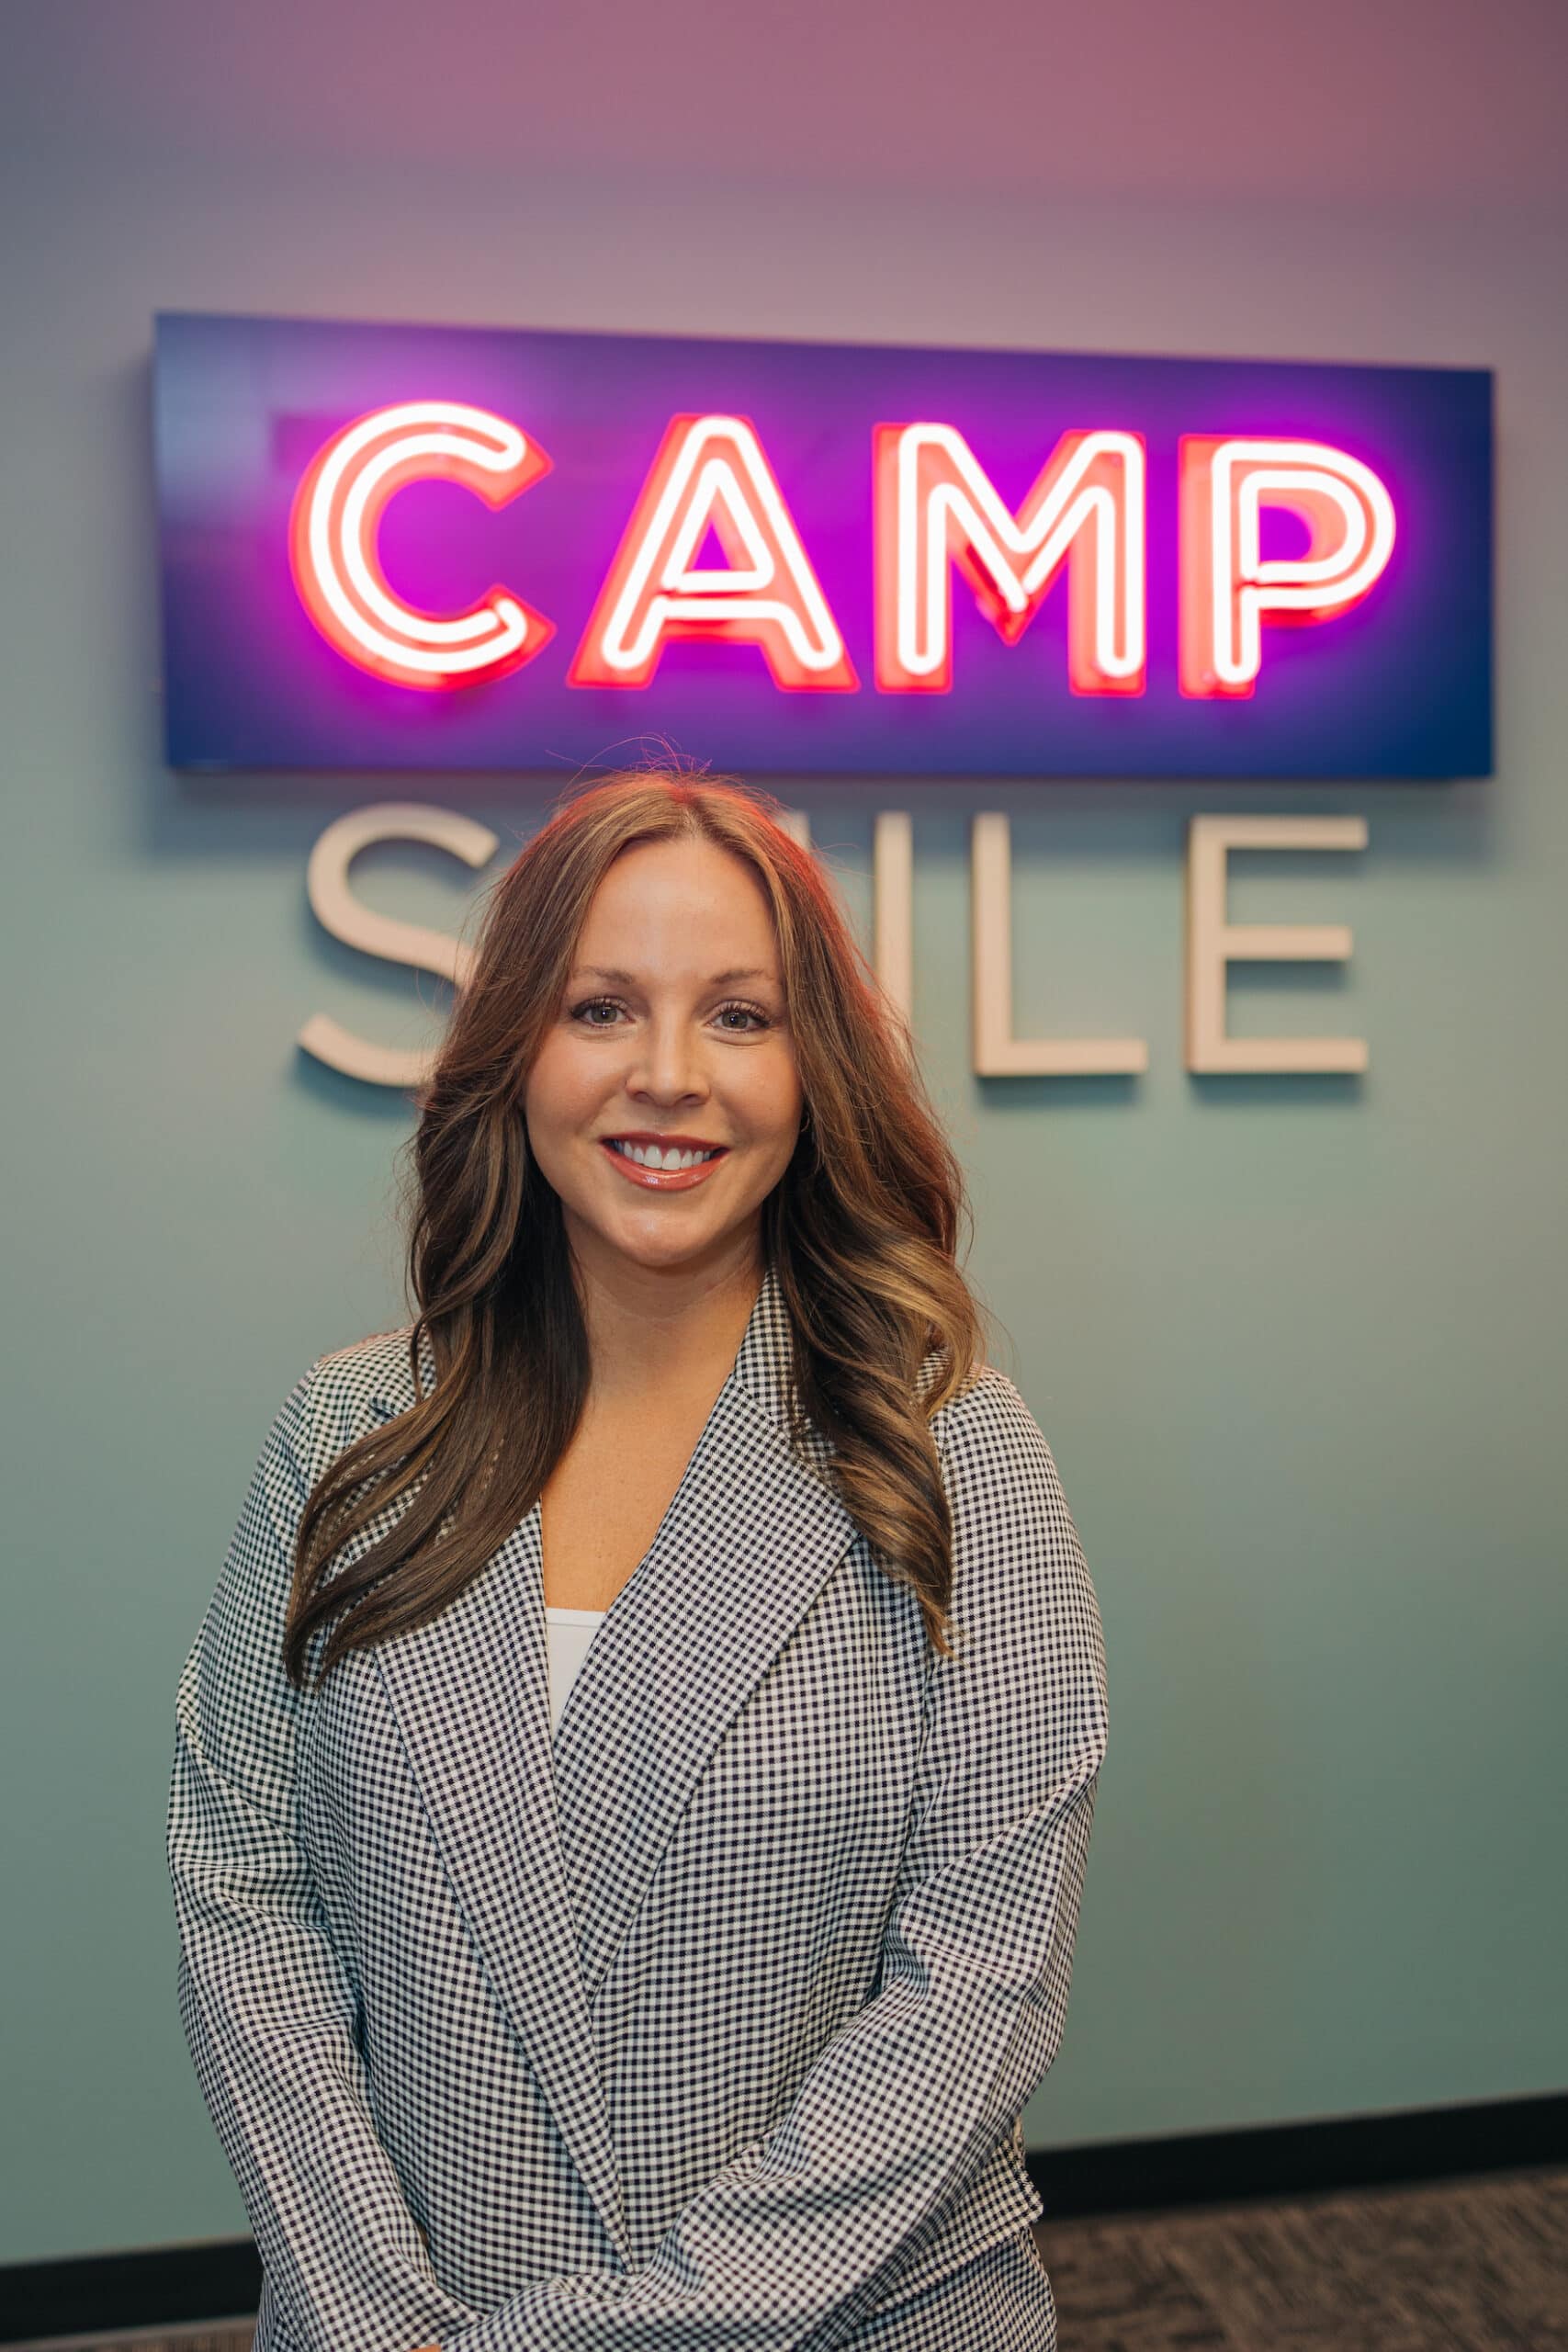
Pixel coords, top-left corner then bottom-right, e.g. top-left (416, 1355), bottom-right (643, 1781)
top-left (930, 1361), bottom-right (1060, 1488)
top-left (927, 1364), bottom-right (1091, 1606)
top-left (285, 1325), bottom-right (424, 1478)
top-left (310, 1322), bottom-right (420, 1396)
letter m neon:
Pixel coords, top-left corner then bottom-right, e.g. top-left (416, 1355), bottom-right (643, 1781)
top-left (874, 424), bottom-right (1145, 695)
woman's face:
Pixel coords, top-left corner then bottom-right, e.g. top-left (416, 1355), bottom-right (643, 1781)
top-left (523, 835), bottom-right (805, 1284)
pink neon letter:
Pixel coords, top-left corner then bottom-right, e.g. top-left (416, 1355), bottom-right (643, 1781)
top-left (288, 401), bottom-right (554, 691)
top-left (1179, 436), bottom-right (1397, 697)
top-left (568, 414), bottom-right (855, 691)
top-left (873, 424), bottom-right (1145, 695)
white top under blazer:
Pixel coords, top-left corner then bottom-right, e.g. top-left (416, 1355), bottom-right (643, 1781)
top-left (544, 1605), bottom-right (607, 1732)
top-left (167, 1263), bottom-right (1109, 2352)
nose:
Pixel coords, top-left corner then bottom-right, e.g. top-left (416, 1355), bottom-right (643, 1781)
top-left (625, 1009), bottom-right (711, 1107)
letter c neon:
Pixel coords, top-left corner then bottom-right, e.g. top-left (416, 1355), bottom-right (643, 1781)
top-left (288, 401), bottom-right (554, 691)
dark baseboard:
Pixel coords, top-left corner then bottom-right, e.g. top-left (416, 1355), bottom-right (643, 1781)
top-left (1026, 2086), bottom-right (1568, 2219)
top-left (1, 2234), bottom-right (262, 2344)
top-left (5, 2091), bottom-right (1563, 2343)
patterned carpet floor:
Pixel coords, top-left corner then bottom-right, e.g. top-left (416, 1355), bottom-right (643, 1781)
top-left (1035, 2162), bottom-right (1568, 2350)
top-left (14, 2164), bottom-right (1566, 2352)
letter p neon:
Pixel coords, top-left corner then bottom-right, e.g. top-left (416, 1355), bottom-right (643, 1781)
top-left (1179, 436), bottom-right (1396, 697)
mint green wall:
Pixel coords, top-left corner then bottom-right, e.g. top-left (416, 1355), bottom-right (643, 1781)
top-left (4, 9), bottom-right (1565, 2271)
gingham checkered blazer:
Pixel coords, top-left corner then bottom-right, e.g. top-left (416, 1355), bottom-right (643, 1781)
top-left (167, 1263), bottom-right (1109, 2352)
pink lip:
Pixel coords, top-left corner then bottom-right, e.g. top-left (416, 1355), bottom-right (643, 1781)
top-left (599, 1138), bottom-right (729, 1192)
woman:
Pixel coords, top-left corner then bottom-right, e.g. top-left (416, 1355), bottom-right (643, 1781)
top-left (167, 769), bottom-right (1109, 2352)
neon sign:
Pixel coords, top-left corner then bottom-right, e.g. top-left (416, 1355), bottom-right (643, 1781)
top-left (155, 312), bottom-right (1492, 776)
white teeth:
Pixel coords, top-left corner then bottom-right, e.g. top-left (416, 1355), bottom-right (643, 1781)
top-left (611, 1140), bottom-right (716, 1170)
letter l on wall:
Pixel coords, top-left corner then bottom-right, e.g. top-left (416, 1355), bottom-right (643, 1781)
top-left (971, 814), bottom-right (1150, 1076)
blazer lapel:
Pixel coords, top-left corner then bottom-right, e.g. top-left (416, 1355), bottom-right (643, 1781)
top-left (551, 1267), bottom-right (858, 2000)
top-left (369, 1265), bottom-right (856, 2268)
top-left (375, 1493), bottom-right (632, 2267)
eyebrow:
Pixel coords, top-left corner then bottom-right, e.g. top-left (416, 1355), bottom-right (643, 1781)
top-left (570, 965), bottom-right (778, 988)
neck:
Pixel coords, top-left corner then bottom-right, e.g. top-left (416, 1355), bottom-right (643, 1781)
top-left (566, 1229), bottom-right (767, 1406)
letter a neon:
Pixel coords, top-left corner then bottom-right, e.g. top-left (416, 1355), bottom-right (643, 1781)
top-left (569, 414), bottom-right (856, 691)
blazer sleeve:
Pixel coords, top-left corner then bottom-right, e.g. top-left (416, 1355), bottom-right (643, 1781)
top-left (166, 1360), bottom-right (486, 2352)
top-left (443, 1366), bottom-right (1111, 2352)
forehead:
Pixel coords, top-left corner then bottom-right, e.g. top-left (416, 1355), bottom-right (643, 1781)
top-left (573, 837), bottom-right (780, 970)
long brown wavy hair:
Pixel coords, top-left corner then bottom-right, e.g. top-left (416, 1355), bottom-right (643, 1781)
top-left (282, 767), bottom-right (987, 1690)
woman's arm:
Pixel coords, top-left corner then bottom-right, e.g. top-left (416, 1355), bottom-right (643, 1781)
top-left (167, 1363), bottom-right (485, 2352)
top-left (441, 1366), bottom-right (1111, 2352)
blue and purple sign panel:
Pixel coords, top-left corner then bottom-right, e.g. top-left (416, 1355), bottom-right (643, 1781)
top-left (154, 311), bottom-right (1492, 779)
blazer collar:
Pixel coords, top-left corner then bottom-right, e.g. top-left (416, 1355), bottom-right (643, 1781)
top-left (371, 1262), bottom-right (858, 2267)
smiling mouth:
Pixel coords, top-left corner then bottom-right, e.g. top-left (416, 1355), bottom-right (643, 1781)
top-left (598, 1136), bottom-right (730, 1190)
top-left (604, 1137), bottom-right (727, 1171)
